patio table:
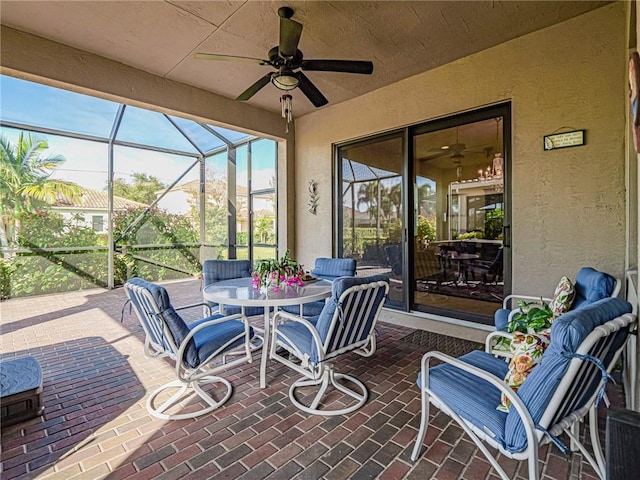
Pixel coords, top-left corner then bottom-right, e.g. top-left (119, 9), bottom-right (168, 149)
top-left (438, 251), bottom-right (480, 284)
top-left (203, 277), bottom-right (332, 388)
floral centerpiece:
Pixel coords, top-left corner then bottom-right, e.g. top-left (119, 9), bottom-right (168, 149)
top-left (251, 250), bottom-right (305, 293)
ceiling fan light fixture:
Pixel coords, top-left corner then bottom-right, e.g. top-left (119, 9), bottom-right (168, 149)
top-left (271, 71), bottom-right (299, 90)
top-left (451, 153), bottom-right (464, 164)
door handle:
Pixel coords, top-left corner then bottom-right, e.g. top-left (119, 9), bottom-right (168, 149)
top-left (502, 225), bottom-right (511, 248)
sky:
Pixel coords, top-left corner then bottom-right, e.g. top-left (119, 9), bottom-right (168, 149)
top-left (0, 75), bottom-right (276, 193)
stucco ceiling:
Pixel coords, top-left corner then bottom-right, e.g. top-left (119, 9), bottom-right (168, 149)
top-left (1, 1), bottom-right (610, 118)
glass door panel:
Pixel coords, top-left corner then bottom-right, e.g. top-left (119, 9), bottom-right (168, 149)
top-left (338, 134), bottom-right (405, 308)
top-left (413, 115), bottom-right (506, 324)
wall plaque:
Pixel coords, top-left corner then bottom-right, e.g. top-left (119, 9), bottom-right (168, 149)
top-left (543, 130), bottom-right (585, 150)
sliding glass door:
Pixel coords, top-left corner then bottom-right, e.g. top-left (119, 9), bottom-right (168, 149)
top-left (336, 103), bottom-right (511, 325)
top-left (411, 104), bottom-right (510, 324)
top-left (337, 133), bottom-right (405, 308)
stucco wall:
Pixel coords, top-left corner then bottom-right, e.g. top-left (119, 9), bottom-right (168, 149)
top-left (294, 3), bottom-right (627, 296)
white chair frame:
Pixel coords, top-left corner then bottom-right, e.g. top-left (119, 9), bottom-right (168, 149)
top-left (411, 311), bottom-right (637, 480)
top-left (126, 283), bottom-right (254, 420)
top-left (270, 280), bottom-right (388, 416)
top-left (490, 277), bottom-right (622, 359)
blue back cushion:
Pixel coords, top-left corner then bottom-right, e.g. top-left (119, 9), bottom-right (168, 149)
top-left (127, 277), bottom-right (200, 368)
top-left (202, 260), bottom-right (264, 316)
top-left (503, 297), bottom-right (632, 452)
top-left (494, 308), bottom-right (510, 331)
top-left (572, 267), bottom-right (616, 309)
top-left (203, 259), bottom-right (252, 284)
top-left (314, 274), bottom-right (388, 349)
top-left (312, 258), bottom-right (357, 280)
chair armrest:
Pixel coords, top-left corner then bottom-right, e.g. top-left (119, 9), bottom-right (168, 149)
top-left (485, 331), bottom-right (514, 360)
top-left (502, 294), bottom-right (552, 309)
top-left (272, 310), bottom-right (322, 340)
top-left (176, 302), bottom-right (212, 317)
top-left (175, 313), bottom-right (248, 376)
top-left (271, 310), bottom-right (325, 362)
top-left (420, 351), bottom-right (538, 442)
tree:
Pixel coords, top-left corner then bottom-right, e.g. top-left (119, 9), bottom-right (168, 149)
top-left (0, 132), bottom-right (80, 250)
top-left (112, 172), bottom-right (165, 204)
top-left (253, 216), bottom-right (274, 244)
top-left (357, 181), bottom-right (380, 223)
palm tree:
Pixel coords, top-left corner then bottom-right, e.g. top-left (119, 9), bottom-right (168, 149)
top-left (0, 132), bottom-right (81, 250)
top-left (357, 181), bottom-right (380, 223)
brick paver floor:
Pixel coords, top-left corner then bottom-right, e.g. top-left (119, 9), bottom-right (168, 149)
top-left (1, 279), bottom-right (617, 479)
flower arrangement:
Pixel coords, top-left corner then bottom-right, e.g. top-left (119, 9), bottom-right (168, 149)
top-left (251, 250), bottom-right (305, 292)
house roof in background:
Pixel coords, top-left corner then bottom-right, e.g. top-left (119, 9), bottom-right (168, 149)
top-left (53, 187), bottom-right (147, 211)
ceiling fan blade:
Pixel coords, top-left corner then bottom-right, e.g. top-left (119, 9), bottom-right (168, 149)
top-left (301, 59), bottom-right (374, 75)
top-left (419, 150), bottom-right (451, 161)
top-left (195, 53), bottom-right (269, 65)
top-left (296, 72), bottom-right (328, 107)
top-left (236, 73), bottom-right (272, 101)
top-left (279, 17), bottom-right (303, 58)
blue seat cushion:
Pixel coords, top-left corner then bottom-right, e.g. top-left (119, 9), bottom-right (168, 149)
top-left (202, 260), bottom-right (263, 316)
top-left (417, 350), bottom-right (509, 447)
top-left (126, 277), bottom-right (253, 370)
top-left (504, 297), bottom-right (632, 453)
top-left (276, 274), bottom-right (388, 363)
top-left (276, 316), bottom-right (321, 360)
top-left (190, 316), bottom-right (254, 366)
top-left (202, 259), bottom-right (252, 284)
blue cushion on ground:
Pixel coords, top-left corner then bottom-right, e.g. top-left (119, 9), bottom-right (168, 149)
top-left (504, 297), bottom-right (632, 453)
top-left (417, 350), bottom-right (509, 446)
top-left (572, 267), bottom-right (616, 309)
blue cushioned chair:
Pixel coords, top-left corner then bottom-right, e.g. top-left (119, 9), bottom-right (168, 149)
top-left (494, 267), bottom-right (621, 331)
top-left (125, 277), bottom-right (254, 420)
top-left (281, 257), bottom-right (357, 317)
top-left (202, 259), bottom-right (265, 317)
top-left (412, 297), bottom-right (636, 480)
top-left (311, 257), bottom-right (357, 281)
top-left (270, 275), bottom-right (389, 415)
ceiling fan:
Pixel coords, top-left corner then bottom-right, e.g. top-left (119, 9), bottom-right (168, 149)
top-left (195, 6), bottom-right (374, 110)
top-left (420, 127), bottom-right (494, 163)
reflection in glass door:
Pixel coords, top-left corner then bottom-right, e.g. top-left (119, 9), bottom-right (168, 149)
top-left (338, 133), bottom-right (405, 308)
top-left (412, 110), bottom-right (508, 324)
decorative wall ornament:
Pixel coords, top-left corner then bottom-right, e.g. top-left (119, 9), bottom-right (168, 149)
top-left (308, 180), bottom-right (319, 214)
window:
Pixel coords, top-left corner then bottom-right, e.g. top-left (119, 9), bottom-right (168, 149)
top-left (92, 215), bottom-right (104, 232)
